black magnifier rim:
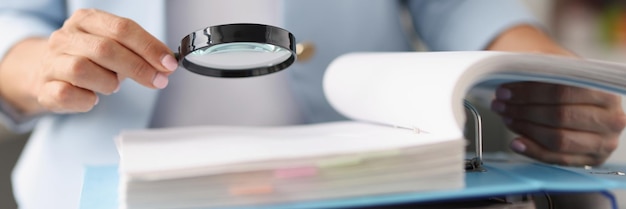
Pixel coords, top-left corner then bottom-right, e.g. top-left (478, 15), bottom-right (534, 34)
top-left (178, 23), bottom-right (296, 78)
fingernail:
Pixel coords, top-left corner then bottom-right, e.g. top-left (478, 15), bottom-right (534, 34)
top-left (161, 54), bottom-right (178, 72)
top-left (496, 87), bottom-right (512, 100)
top-left (153, 73), bottom-right (169, 89)
top-left (94, 97), bottom-right (99, 106)
top-left (510, 139), bottom-right (526, 153)
top-left (491, 101), bottom-right (506, 113)
top-left (113, 85), bottom-right (120, 93)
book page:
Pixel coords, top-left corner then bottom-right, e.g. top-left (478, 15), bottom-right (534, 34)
top-left (118, 122), bottom-right (461, 178)
top-left (324, 52), bottom-right (501, 133)
top-left (324, 51), bottom-right (626, 134)
top-left (465, 53), bottom-right (626, 96)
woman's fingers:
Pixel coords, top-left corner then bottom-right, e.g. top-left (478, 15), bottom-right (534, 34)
top-left (36, 9), bottom-right (179, 113)
top-left (510, 137), bottom-right (602, 166)
top-left (47, 54), bottom-right (119, 95)
top-left (50, 31), bottom-right (166, 88)
top-left (491, 82), bottom-right (626, 166)
top-left (492, 101), bottom-right (626, 134)
top-left (37, 80), bottom-right (99, 113)
top-left (497, 82), bottom-right (618, 107)
top-left (64, 9), bottom-right (178, 75)
top-left (504, 118), bottom-right (618, 156)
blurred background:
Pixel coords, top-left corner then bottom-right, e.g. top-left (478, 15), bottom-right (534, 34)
top-left (2, 0), bottom-right (626, 208)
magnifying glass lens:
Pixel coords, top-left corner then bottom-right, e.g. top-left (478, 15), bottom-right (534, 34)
top-left (179, 23), bottom-right (296, 77)
top-left (186, 42), bottom-right (292, 70)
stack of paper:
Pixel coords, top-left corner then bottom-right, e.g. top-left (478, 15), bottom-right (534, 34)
top-left (116, 122), bottom-right (465, 209)
top-left (113, 51), bottom-right (626, 209)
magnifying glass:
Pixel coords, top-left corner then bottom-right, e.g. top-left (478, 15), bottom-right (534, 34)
top-left (177, 23), bottom-right (297, 78)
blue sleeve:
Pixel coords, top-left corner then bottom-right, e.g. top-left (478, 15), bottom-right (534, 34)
top-left (0, 0), bottom-right (66, 133)
top-left (407, 0), bottom-right (540, 51)
top-left (0, 0), bottom-right (66, 58)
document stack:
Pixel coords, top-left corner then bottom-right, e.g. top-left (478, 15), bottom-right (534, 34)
top-left (117, 51), bottom-right (626, 209)
top-left (116, 122), bottom-right (465, 209)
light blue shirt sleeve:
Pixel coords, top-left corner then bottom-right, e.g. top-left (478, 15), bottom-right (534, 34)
top-left (0, 0), bottom-right (66, 132)
top-left (408, 0), bottom-right (540, 51)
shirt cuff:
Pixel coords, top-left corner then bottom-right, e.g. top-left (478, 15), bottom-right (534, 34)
top-left (0, 12), bottom-right (56, 133)
top-left (408, 0), bottom-right (541, 51)
top-left (0, 96), bottom-right (41, 133)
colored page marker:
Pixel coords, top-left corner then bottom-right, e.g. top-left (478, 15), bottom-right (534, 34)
top-left (274, 167), bottom-right (318, 179)
top-left (361, 150), bottom-right (401, 159)
top-left (316, 156), bottom-right (362, 168)
top-left (229, 184), bottom-right (274, 196)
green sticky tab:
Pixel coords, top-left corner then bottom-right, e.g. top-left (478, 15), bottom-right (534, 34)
top-left (316, 156), bottom-right (362, 168)
top-left (361, 150), bottom-right (401, 159)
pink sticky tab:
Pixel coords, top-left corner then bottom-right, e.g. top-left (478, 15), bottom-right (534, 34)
top-left (274, 167), bottom-right (318, 179)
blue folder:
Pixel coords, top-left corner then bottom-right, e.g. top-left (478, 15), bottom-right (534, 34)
top-left (79, 160), bottom-right (626, 209)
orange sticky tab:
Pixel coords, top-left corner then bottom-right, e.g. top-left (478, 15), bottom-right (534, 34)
top-left (274, 167), bottom-right (318, 179)
top-left (229, 184), bottom-right (274, 196)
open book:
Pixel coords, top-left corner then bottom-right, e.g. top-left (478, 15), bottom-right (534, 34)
top-left (116, 51), bottom-right (626, 209)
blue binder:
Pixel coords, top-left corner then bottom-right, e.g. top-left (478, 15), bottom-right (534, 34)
top-left (79, 160), bottom-right (626, 209)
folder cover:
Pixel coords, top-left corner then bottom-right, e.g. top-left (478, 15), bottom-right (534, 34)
top-left (79, 160), bottom-right (626, 209)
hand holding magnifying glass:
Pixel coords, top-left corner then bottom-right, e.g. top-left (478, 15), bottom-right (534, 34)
top-left (19, 11), bottom-right (304, 115)
top-left (177, 23), bottom-right (304, 78)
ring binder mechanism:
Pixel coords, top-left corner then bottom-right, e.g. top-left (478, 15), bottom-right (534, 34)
top-left (590, 171), bottom-right (626, 176)
top-left (584, 165), bottom-right (626, 176)
top-left (464, 100), bottom-right (485, 172)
